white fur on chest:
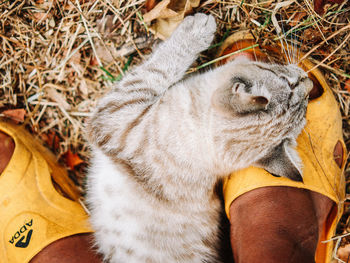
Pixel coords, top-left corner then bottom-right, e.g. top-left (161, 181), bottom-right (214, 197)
top-left (87, 148), bottom-right (221, 263)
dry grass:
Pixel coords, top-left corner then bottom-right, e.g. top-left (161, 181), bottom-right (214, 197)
top-left (1, 0), bottom-right (350, 259)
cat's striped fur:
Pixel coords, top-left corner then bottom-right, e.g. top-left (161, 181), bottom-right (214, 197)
top-left (86, 13), bottom-right (313, 263)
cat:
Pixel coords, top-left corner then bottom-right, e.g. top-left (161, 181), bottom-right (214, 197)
top-left (86, 13), bottom-right (313, 263)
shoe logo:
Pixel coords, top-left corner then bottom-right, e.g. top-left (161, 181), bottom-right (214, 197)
top-left (15, 229), bottom-right (33, 248)
top-left (9, 219), bottom-right (33, 248)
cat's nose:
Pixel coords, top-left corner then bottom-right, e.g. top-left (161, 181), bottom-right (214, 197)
top-left (305, 77), bottom-right (313, 94)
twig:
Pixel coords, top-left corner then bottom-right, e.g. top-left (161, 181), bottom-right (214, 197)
top-left (75, 0), bottom-right (102, 67)
top-left (307, 33), bottom-right (350, 73)
top-left (193, 44), bottom-right (259, 71)
top-left (302, 0), bottom-right (327, 42)
top-left (56, 38), bottom-right (89, 70)
top-left (307, 58), bottom-right (350, 79)
top-left (298, 23), bottom-right (350, 63)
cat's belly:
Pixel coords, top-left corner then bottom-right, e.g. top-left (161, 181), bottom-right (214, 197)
top-left (86, 152), bottom-right (222, 263)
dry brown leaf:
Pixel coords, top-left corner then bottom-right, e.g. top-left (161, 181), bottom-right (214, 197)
top-left (260, 0), bottom-right (273, 7)
top-left (288, 12), bottom-right (307, 27)
top-left (143, 0), bottom-right (178, 22)
top-left (46, 85), bottom-right (71, 111)
top-left (41, 131), bottom-right (60, 151)
top-left (79, 79), bottom-right (89, 96)
top-left (95, 15), bottom-right (122, 63)
top-left (95, 42), bottom-right (115, 63)
top-left (144, 0), bottom-right (201, 39)
top-left (97, 15), bottom-right (118, 37)
top-left (32, 12), bottom-right (48, 22)
top-left (69, 50), bottom-right (82, 66)
top-left (90, 56), bottom-right (99, 66)
top-left (2, 109), bottom-right (26, 123)
top-left (62, 48), bottom-right (82, 66)
top-left (337, 243), bottom-right (350, 261)
top-left (34, 0), bottom-right (53, 9)
top-left (64, 150), bottom-right (84, 170)
top-left (345, 79), bottom-right (350, 92)
top-left (145, 0), bottom-right (160, 11)
top-left (314, 0), bottom-right (345, 14)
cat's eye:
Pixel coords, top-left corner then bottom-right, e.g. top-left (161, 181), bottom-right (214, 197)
top-left (231, 77), bottom-right (251, 93)
top-left (280, 76), bottom-right (293, 88)
top-left (292, 76), bottom-right (309, 90)
top-left (232, 82), bottom-right (246, 92)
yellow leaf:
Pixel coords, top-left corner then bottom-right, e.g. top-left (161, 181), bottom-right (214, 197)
top-left (144, 0), bottom-right (201, 39)
top-left (143, 0), bottom-right (177, 22)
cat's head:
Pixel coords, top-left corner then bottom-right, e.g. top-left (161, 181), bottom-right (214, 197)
top-left (212, 56), bottom-right (313, 182)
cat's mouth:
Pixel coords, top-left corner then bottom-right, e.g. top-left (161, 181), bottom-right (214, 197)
top-left (217, 39), bottom-right (324, 101)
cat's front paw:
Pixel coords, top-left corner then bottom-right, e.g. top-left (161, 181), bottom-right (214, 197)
top-left (172, 13), bottom-right (216, 52)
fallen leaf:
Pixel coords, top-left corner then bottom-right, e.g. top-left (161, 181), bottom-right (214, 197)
top-left (314, 0), bottom-right (345, 15)
top-left (69, 49), bottom-right (82, 65)
top-left (45, 85), bottom-right (71, 111)
top-left (97, 15), bottom-right (118, 37)
top-left (79, 79), bottom-right (89, 96)
top-left (260, 0), bottom-right (273, 7)
top-left (64, 150), bottom-right (84, 170)
top-left (345, 79), bottom-right (350, 93)
top-left (32, 12), bottom-right (49, 22)
top-left (303, 28), bottom-right (322, 45)
top-left (143, 0), bottom-right (201, 39)
top-left (145, 0), bottom-right (160, 11)
top-left (337, 243), bottom-right (350, 261)
top-left (288, 12), bottom-right (307, 27)
top-left (41, 131), bottom-right (60, 151)
top-left (319, 49), bottom-right (337, 63)
top-left (95, 42), bottom-right (114, 63)
top-left (143, 0), bottom-right (178, 22)
top-left (90, 56), bottom-right (99, 66)
top-left (34, 0), bottom-right (53, 10)
top-left (2, 109), bottom-right (26, 123)
top-left (94, 15), bottom-right (122, 63)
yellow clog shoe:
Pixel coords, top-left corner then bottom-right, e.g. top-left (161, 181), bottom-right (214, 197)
top-left (219, 31), bottom-right (346, 263)
top-left (0, 121), bottom-right (93, 263)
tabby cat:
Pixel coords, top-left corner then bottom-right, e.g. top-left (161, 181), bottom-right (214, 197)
top-left (86, 13), bottom-right (313, 263)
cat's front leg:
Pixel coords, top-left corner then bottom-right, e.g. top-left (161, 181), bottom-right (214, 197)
top-left (88, 14), bottom-right (216, 156)
top-left (169, 13), bottom-right (217, 56)
top-left (119, 13), bottom-right (216, 95)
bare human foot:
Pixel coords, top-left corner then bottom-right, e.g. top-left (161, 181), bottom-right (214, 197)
top-left (229, 186), bottom-right (334, 263)
top-left (0, 131), bottom-right (15, 174)
top-left (30, 234), bottom-right (102, 263)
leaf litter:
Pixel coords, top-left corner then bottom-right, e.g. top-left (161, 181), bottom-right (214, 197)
top-left (0, 0), bottom-right (350, 259)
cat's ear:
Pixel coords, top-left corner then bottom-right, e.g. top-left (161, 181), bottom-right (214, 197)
top-left (256, 139), bottom-right (303, 182)
top-left (211, 86), bottom-right (269, 115)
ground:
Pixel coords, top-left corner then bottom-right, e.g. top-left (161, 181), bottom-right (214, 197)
top-left (0, 0), bottom-right (349, 260)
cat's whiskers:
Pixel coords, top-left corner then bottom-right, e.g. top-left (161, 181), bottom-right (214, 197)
top-left (278, 34), bottom-right (291, 64)
top-left (252, 44), bottom-right (258, 62)
top-left (290, 34), bottom-right (296, 64)
top-left (292, 28), bottom-right (297, 64)
top-left (297, 33), bottom-right (304, 64)
top-left (292, 28), bottom-right (303, 65)
top-left (278, 19), bottom-right (304, 65)
top-left (280, 21), bottom-right (293, 64)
